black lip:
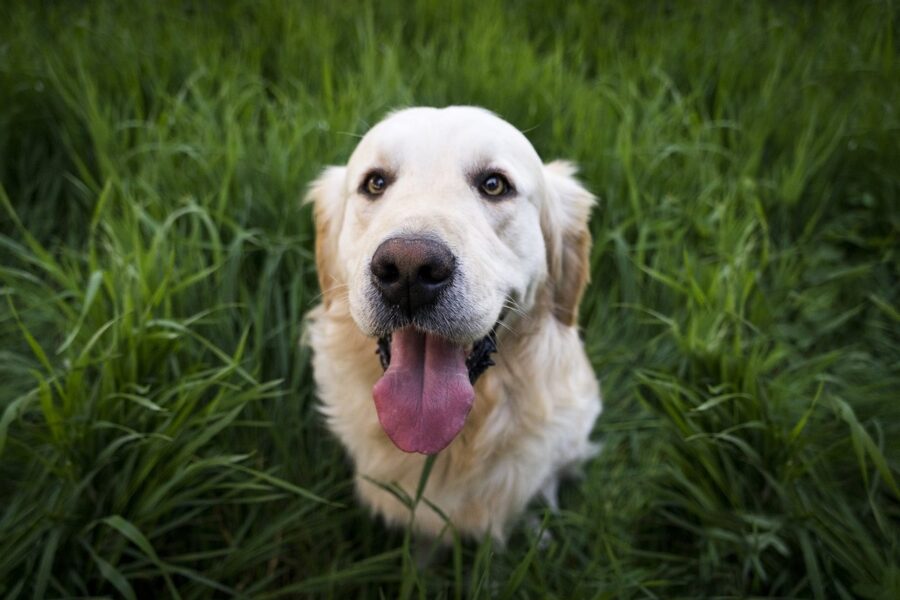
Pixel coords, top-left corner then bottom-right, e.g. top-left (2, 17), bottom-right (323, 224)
top-left (375, 327), bottom-right (499, 385)
top-left (464, 329), bottom-right (498, 383)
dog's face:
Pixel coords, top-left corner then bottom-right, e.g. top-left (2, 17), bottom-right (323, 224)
top-left (309, 106), bottom-right (594, 455)
top-left (343, 107), bottom-right (548, 342)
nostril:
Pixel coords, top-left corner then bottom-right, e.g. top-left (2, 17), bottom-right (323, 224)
top-left (374, 261), bottom-right (400, 285)
top-left (383, 265), bottom-right (400, 283)
top-left (417, 262), bottom-right (452, 285)
top-left (418, 265), bottom-right (435, 284)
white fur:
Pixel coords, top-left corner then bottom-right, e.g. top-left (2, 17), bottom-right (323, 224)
top-left (306, 106), bottom-right (601, 542)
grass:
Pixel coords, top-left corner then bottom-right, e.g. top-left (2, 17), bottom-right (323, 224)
top-left (0, 0), bottom-right (897, 597)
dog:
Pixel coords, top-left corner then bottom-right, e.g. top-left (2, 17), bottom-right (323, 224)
top-left (305, 106), bottom-right (601, 542)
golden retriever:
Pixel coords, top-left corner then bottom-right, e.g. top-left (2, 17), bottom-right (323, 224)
top-left (305, 106), bottom-right (601, 542)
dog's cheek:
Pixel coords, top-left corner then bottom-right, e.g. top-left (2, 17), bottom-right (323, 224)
top-left (501, 214), bottom-right (547, 312)
top-left (344, 249), bottom-right (381, 336)
top-left (455, 273), bottom-right (509, 338)
top-left (337, 214), bottom-right (371, 291)
top-left (347, 281), bottom-right (377, 336)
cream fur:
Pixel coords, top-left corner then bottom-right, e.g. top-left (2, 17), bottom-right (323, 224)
top-left (305, 106), bottom-right (602, 542)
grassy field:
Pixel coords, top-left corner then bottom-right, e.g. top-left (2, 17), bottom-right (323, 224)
top-left (1, 0), bottom-right (898, 597)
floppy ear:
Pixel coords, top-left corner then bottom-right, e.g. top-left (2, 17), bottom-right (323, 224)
top-left (540, 160), bottom-right (596, 326)
top-left (305, 166), bottom-right (348, 308)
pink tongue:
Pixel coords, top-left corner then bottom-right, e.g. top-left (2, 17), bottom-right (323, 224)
top-left (372, 328), bottom-right (474, 454)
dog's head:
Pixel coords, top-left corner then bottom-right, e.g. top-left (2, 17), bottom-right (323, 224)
top-left (308, 106), bottom-right (594, 454)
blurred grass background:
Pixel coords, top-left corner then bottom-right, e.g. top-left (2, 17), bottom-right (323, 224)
top-left (1, 0), bottom-right (898, 597)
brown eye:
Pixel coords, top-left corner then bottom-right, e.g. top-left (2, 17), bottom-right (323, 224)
top-left (362, 172), bottom-right (388, 196)
top-left (479, 173), bottom-right (510, 198)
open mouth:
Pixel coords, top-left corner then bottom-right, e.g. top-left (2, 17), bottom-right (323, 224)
top-left (376, 329), bottom-right (497, 383)
top-left (372, 326), bottom-right (498, 455)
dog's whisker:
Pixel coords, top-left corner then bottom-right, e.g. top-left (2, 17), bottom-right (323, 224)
top-left (502, 302), bottom-right (527, 318)
top-left (308, 283), bottom-right (351, 305)
top-left (501, 300), bottom-right (529, 323)
top-left (495, 319), bottom-right (517, 336)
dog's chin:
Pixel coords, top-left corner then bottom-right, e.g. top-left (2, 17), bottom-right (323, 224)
top-left (356, 303), bottom-right (502, 456)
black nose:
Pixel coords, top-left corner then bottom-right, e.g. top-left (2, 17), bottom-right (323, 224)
top-left (371, 236), bottom-right (455, 316)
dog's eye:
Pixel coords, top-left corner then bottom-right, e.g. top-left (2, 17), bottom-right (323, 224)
top-left (479, 173), bottom-right (511, 198)
top-left (361, 171), bottom-right (389, 197)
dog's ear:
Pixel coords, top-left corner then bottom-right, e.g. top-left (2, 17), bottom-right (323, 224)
top-left (540, 160), bottom-right (596, 326)
top-left (305, 166), bottom-right (348, 309)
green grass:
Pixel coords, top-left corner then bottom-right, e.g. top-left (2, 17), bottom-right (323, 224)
top-left (1, 0), bottom-right (898, 597)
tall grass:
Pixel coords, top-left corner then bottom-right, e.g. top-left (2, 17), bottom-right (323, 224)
top-left (1, 0), bottom-right (897, 597)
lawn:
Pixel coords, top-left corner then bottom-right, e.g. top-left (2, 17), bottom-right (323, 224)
top-left (1, 0), bottom-right (898, 597)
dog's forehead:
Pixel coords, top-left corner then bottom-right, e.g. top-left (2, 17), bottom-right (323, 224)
top-left (348, 107), bottom-right (542, 176)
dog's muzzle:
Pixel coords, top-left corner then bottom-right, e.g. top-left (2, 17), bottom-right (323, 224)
top-left (366, 234), bottom-right (502, 455)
